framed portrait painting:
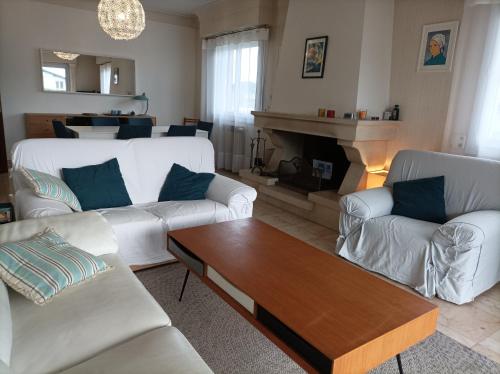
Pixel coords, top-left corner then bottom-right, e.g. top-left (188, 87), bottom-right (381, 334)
top-left (302, 36), bottom-right (328, 78)
top-left (417, 21), bottom-right (459, 72)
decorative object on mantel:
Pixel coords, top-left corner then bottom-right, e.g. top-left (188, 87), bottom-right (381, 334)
top-left (250, 130), bottom-right (267, 174)
top-left (318, 108), bottom-right (326, 117)
top-left (391, 104), bottom-right (400, 121)
top-left (327, 109), bottom-right (335, 118)
top-left (302, 36), bottom-right (328, 78)
top-left (383, 111), bottom-right (392, 120)
top-left (417, 21), bottom-right (459, 72)
top-left (343, 112), bottom-right (354, 119)
top-left (133, 92), bottom-right (149, 115)
top-left (53, 51), bottom-right (80, 61)
top-left (97, 0), bottom-right (146, 40)
top-left (357, 110), bottom-right (367, 120)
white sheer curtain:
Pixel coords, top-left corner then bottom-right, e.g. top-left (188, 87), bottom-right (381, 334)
top-left (443, 0), bottom-right (500, 159)
top-left (99, 63), bottom-right (112, 95)
top-left (201, 28), bottom-right (268, 172)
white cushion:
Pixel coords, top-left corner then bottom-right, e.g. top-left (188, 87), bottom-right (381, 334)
top-left (15, 188), bottom-right (72, 218)
top-left (385, 150), bottom-right (500, 218)
top-left (62, 327), bottom-right (213, 374)
top-left (143, 200), bottom-right (230, 231)
top-left (98, 206), bottom-right (169, 265)
top-left (11, 139), bottom-right (142, 204)
top-left (11, 138), bottom-right (215, 205)
top-left (131, 138), bottom-right (215, 204)
top-left (0, 281), bottom-right (11, 367)
top-left (8, 254), bottom-right (170, 374)
top-left (0, 212), bottom-right (117, 256)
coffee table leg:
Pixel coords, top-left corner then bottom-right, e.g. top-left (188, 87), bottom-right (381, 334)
top-left (179, 269), bottom-right (190, 302)
top-left (396, 353), bottom-right (403, 374)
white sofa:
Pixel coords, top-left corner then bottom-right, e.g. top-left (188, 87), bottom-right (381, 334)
top-left (0, 212), bottom-right (212, 374)
top-left (336, 150), bottom-right (500, 305)
top-left (11, 138), bottom-right (257, 266)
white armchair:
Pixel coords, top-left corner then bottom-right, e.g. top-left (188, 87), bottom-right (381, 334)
top-left (336, 150), bottom-right (500, 304)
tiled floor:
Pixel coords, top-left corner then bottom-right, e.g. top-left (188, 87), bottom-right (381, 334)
top-left (252, 198), bottom-right (500, 364)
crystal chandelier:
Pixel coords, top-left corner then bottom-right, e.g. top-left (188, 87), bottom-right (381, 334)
top-left (97, 0), bottom-right (145, 40)
top-left (53, 51), bottom-right (80, 61)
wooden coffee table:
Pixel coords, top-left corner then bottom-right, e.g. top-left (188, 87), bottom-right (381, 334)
top-left (167, 218), bottom-right (438, 374)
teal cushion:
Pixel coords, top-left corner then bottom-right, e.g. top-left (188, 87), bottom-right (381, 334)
top-left (21, 168), bottom-right (82, 211)
top-left (62, 158), bottom-right (132, 211)
top-left (158, 163), bottom-right (215, 201)
top-left (391, 176), bottom-right (447, 224)
top-left (0, 229), bottom-right (111, 305)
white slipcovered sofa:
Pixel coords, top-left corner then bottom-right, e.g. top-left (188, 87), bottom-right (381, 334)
top-left (11, 138), bottom-right (257, 266)
top-left (0, 212), bottom-right (212, 374)
top-left (336, 150), bottom-right (500, 305)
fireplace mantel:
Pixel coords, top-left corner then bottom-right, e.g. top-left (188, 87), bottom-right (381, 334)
top-left (251, 111), bottom-right (399, 141)
top-left (251, 111), bottom-right (400, 194)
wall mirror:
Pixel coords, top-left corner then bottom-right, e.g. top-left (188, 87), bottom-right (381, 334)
top-left (40, 49), bottom-right (136, 96)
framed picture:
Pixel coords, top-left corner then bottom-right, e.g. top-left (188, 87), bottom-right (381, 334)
top-left (417, 21), bottom-right (459, 72)
top-left (302, 36), bottom-right (328, 78)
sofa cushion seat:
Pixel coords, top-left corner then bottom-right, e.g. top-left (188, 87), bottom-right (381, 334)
top-left (62, 327), bottom-right (213, 374)
top-left (338, 215), bottom-right (440, 297)
top-left (143, 200), bottom-right (230, 231)
top-left (8, 254), bottom-right (171, 374)
top-left (98, 207), bottom-right (167, 265)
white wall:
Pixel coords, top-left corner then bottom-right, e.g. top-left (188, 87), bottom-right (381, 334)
top-left (387, 0), bottom-right (464, 164)
top-left (270, 0), bottom-right (365, 116)
top-left (357, 0), bottom-right (394, 117)
top-left (0, 0), bottom-right (198, 152)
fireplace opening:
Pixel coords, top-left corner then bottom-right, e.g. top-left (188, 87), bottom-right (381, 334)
top-left (277, 135), bottom-right (350, 193)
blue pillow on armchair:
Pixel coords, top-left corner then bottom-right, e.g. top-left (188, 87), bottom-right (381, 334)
top-left (391, 176), bottom-right (447, 224)
top-left (159, 163), bottom-right (215, 201)
top-left (62, 158), bottom-right (132, 211)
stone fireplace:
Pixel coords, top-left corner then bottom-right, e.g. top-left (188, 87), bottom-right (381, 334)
top-left (239, 111), bottom-right (399, 229)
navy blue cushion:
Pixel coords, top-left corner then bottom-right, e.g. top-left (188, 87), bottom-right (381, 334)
top-left (62, 158), bottom-right (132, 211)
top-left (166, 125), bottom-right (197, 137)
top-left (158, 163), bottom-right (215, 202)
top-left (117, 124), bottom-right (152, 139)
top-left (391, 176), bottom-right (446, 224)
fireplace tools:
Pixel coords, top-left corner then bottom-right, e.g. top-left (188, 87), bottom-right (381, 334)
top-left (250, 130), bottom-right (267, 174)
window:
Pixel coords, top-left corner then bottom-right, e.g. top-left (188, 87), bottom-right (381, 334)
top-left (201, 28), bottom-right (268, 172)
top-left (446, 2), bottom-right (500, 160)
top-left (213, 43), bottom-right (260, 122)
top-left (100, 63), bottom-right (112, 94)
top-left (42, 65), bottom-right (68, 91)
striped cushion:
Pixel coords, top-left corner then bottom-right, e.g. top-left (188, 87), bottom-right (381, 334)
top-left (21, 168), bottom-right (82, 212)
top-left (0, 229), bottom-right (111, 305)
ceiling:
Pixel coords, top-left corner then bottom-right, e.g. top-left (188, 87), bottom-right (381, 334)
top-left (120, 0), bottom-right (215, 15)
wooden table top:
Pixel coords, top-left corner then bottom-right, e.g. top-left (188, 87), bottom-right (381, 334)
top-left (168, 218), bottom-right (438, 362)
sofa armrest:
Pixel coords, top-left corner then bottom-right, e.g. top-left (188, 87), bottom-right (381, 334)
top-left (15, 188), bottom-right (72, 220)
top-left (0, 212), bottom-right (118, 256)
top-left (431, 210), bottom-right (500, 304)
top-left (339, 187), bottom-right (394, 220)
top-left (336, 187), bottom-right (394, 253)
top-left (206, 174), bottom-right (257, 219)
